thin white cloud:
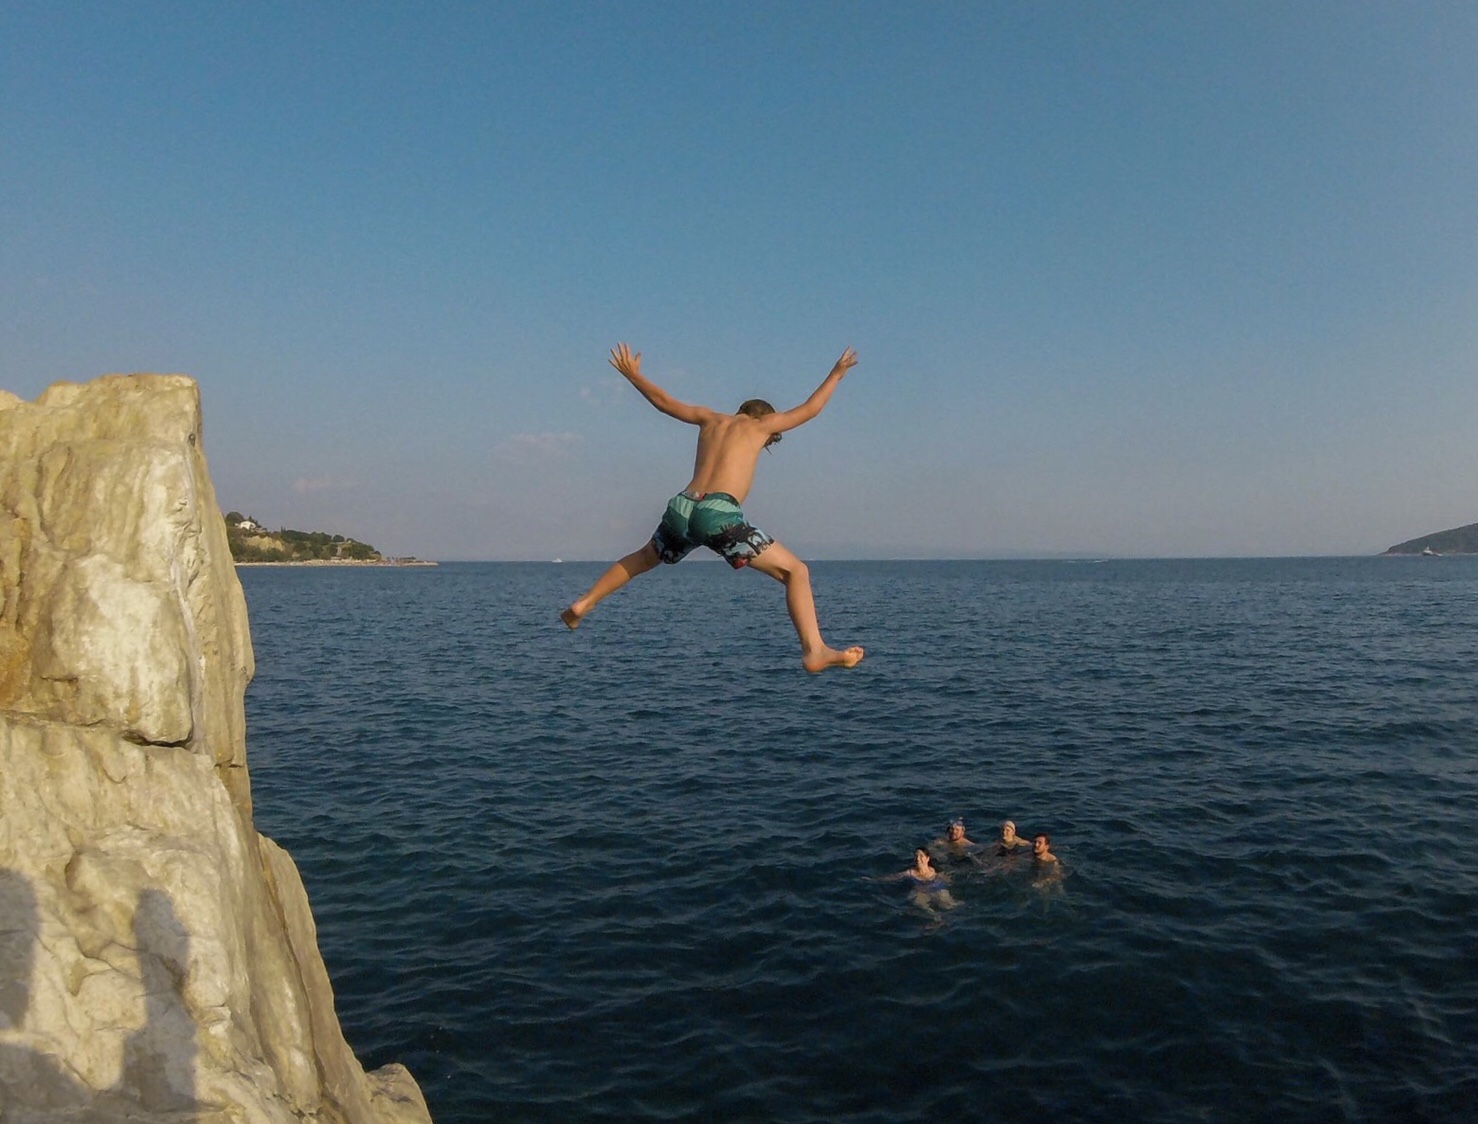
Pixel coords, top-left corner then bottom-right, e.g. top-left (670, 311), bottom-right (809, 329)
top-left (292, 476), bottom-right (355, 494)
top-left (579, 374), bottom-right (629, 408)
top-left (495, 432), bottom-right (582, 465)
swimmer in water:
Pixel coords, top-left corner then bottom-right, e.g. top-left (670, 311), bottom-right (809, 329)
top-left (997, 819), bottom-right (1030, 856)
top-left (931, 817), bottom-right (978, 860)
top-left (888, 847), bottom-right (958, 912)
top-left (1031, 832), bottom-right (1063, 887)
top-left (1031, 833), bottom-right (1057, 865)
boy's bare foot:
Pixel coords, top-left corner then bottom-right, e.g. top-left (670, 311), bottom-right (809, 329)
top-left (560, 606), bottom-right (583, 629)
top-left (802, 645), bottom-right (865, 673)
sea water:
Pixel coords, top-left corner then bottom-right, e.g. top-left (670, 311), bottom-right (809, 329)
top-left (240, 558), bottom-right (1477, 1122)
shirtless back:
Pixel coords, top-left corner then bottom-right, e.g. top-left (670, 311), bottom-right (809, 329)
top-left (684, 412), bottom-right (775, 505)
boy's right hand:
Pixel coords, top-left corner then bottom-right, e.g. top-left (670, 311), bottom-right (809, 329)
top-left (832, 347), bottom-right (858, 377)
top-left (610, 342), bottom-right (642, 378)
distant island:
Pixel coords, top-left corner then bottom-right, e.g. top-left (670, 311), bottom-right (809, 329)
top-left (224, 512), bottom-right (435, 565)
top-left (1383, 521), bottom-right (1478, 556)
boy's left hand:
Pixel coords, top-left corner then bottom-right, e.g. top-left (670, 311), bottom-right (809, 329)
top-left (610, 342), bottom-right (643, 378)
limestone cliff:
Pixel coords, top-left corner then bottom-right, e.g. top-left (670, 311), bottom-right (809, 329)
top-left (0, 376), bottom-right (431, 1123)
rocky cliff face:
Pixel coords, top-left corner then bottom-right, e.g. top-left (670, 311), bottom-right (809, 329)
top-left (0, 375), bottom-right (432, 1123)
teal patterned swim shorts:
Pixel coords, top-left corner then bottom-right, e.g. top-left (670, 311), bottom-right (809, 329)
top-left (650, 490), bottom-right (774, 569)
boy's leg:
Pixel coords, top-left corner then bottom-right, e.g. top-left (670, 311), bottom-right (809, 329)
top-left (745, 541), bottom-right (864, 672)
top-left (562, 541), bottom-right (661, 628)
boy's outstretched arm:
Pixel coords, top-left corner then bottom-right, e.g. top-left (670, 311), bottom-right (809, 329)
top-left (609, 342), bottom-right (711, 424)
top-left (767, 348), bottom-right (858, 434)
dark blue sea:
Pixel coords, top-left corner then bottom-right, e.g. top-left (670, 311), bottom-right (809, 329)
top-left (239, 558), bottom-right (1478, 1123)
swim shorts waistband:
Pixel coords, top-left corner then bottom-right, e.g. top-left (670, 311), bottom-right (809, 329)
top-left (681, 490), bottom-right (740, 505)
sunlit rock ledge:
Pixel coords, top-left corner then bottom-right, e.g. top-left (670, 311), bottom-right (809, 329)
top-left (0, 375), bottom-right (432, 1123)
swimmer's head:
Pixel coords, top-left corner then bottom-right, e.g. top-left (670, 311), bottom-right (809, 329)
top-left (914, 848), bottom-right (932, 865)
top-left (1033, 833), bottom-right (1050, 852)
top-left (1001, 820), bottom-right (1017, 838)
top-left (738, 399), bottom-right (782, 448)
top-left (946, 818), bottom-right (965, 841)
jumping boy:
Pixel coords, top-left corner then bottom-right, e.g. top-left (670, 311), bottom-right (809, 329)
top-left (560, 342), bottom-right (865, 673)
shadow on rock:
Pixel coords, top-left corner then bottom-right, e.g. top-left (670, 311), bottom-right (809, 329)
top-left (0, 869), bottom-right (206, 1119)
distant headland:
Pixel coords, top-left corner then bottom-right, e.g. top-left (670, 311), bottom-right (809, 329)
top-left (1382, 521), bottom-right (1478, 556)
top-left (225, 512), bottom-right (436, 566)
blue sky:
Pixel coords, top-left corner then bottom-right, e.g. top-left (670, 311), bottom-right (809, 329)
top-left (4, 2), bottom-right (1474, 559)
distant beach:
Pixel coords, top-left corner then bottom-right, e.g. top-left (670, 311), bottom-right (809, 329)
top-left (234, 558), bottom-right (437, 567)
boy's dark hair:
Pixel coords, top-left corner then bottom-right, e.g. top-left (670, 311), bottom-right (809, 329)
top-left (738, 399), bottom-right (781, 447)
